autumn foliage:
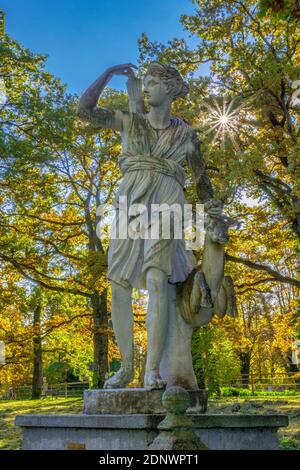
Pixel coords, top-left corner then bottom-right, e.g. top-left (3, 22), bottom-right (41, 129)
top-left (0, 2), bottom-right (299, 396)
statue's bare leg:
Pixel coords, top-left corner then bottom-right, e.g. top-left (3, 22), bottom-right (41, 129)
top-left (144, 267), bottom-right (168, 390)
top-left (104, 280), bottom-right (134, 389)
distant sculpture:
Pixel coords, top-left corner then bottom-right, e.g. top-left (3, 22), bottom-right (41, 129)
top-left (77, 62), bottom-right (236, 390)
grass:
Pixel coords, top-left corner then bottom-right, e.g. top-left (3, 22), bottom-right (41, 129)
top-left (0, 397), bottom-right (83, 450)
top-left (208, 396), bottom-right (300, 450)
top-left (0, 395), bottom-right (299, 450)
top-left (220, 387), bottom-right (300, 398)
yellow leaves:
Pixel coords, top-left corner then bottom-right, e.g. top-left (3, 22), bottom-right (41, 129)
top-left (272, 312), bottom-right (298, 354)
top-left (77, 251), bottom-right (109, 291)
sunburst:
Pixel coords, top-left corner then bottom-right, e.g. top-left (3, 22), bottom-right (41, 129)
top-left (200, 96), bottom-right (249, 150)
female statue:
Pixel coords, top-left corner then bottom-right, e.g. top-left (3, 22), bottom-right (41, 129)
top-left (77, 62), bottom-right (233, 390)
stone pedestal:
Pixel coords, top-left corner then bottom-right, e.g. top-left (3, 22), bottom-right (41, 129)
top-left (16, 388), bottom-right (288, 450)
top-left (83, 388), bottom-right (208, 414)
top-left (16, 413), bottom-right (288, 450)
top-left (149, 386), bottom-right (209, 450)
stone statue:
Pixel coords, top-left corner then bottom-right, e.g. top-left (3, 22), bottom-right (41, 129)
top-left (77, 62), bottom-right (237, 391)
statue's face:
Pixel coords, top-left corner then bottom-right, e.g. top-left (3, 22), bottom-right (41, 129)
top-left (143, 74), bottom-right (170, 107)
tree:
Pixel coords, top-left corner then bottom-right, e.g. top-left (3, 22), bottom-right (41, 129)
top-left (138, 0), bottom-right (300, 237)
top-left (259, 0), bottom-right (300, 19)
top-left (0, 28), bottom-right (127, 388)
top-left (192, 322), bottom-right (241, 394)
top-left (137, 0), bottom-right (300, 386)
top-left (31, 291), bottom-right (43, 399)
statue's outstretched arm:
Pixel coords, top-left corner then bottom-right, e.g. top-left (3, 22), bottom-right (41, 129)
top-left (77, 63), bottom-right (137, 131)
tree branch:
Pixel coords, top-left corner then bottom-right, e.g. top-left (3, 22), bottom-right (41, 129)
top-left (225, 253), bottom-right (300, 289)
top-left (0, 254), bottom-right (92, 298)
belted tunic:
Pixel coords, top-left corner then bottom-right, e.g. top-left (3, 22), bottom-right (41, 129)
top-left (107, 112), bottom-right (198, 290)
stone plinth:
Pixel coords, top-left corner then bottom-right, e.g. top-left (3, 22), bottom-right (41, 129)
top-left (83, 388), bottom-right (208, 415)
top-left (16, 413), bottom-right (288, 450)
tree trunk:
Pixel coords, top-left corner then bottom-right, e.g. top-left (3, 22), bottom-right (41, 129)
top-left (32, 304), bottom-right (43, 399)
top-left (239, 351), bottom-right (251, 388)
top-left (91, 290), bottom-right (108, 388)
top-left (137, 352), bottom-right (147, 388)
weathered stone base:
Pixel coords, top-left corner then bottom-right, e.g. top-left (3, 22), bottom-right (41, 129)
top-left (83, 388), bottom-right (208, 414)
top-left (16, 414), bottom-right (288, 450)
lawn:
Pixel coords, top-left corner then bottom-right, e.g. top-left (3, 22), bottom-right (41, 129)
top-left (0, 396), bottom-right (299, 450)
top-left (208, 396), bottom-right (300, 450)
top-left (0, 397), bottom-right (83, 450)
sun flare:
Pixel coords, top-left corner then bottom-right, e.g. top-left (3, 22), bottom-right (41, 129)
top-left (200, 96), bottom-right (248, 150)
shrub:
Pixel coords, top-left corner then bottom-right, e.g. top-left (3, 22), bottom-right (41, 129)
top-left (221, 387), bottom-right (253, 397)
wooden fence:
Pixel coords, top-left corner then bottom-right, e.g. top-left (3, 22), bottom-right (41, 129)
top-left (1, 373), bottom-right (300, 399)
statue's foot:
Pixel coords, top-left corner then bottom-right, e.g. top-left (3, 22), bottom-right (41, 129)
top-left (103, 367), bottom-right (134, 389)
top-left (144, 370), bottom-right (167, 390)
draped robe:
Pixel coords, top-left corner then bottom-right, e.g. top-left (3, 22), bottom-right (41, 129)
top-left (107, 112), bottom-right (199, 290)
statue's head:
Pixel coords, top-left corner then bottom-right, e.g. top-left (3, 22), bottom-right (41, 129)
top-left (143, 61), bottom-right (189, 107)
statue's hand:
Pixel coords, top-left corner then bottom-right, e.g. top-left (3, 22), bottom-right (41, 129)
top-left (204, 199), bottom-right (223, 218)
top-left (107, 63), bottom-right (137, 79)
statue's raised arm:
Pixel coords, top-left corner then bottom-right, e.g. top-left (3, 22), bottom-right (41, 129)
top-left (77, 63), bottom-right (138, 131)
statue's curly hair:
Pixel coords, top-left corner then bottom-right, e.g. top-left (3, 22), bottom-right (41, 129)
top-left (144, 61), bottom-right (189, 101)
